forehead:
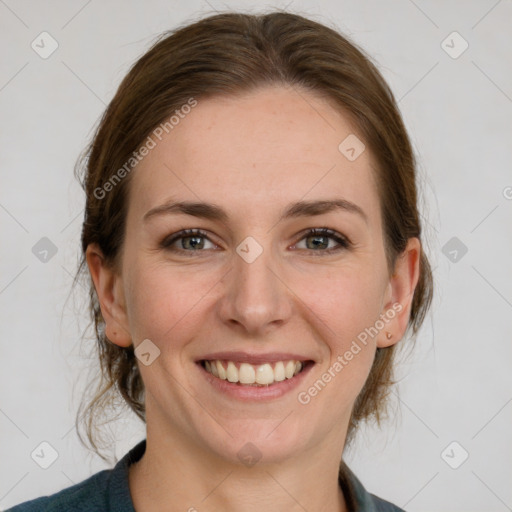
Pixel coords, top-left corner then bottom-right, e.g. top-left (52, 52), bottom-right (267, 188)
top-left (128, 85), bottom-right (381, 228)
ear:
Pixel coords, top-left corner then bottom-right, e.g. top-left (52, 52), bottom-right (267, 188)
top-left (85, 243), bottom-right (132, 347)
top-left (377, 237), bottom-right (421, 348)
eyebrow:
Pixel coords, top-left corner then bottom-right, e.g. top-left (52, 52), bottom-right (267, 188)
top-left (143, 198), bottom-right (368, 225)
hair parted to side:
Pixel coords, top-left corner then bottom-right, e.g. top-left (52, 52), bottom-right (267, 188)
top-left (73, 10), bottom-right (433, 465)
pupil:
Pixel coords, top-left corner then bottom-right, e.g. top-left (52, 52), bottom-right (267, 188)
top-left (185, 236), bottom-right (203, 250)
top-left (310, 236), bottom-right (327, 249)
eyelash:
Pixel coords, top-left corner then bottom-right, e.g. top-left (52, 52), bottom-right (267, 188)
top-left (160, 228), bottom-right (351, 257)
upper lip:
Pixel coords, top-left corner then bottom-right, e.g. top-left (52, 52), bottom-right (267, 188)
top-left (196, 351), bottom-right (313, 365)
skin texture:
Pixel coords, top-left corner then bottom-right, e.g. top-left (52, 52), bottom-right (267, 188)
top-left (87, 85), bottom-right (420, 511)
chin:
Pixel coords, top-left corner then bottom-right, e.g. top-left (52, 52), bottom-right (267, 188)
top-left (198, 417), bottom-right (312, 467)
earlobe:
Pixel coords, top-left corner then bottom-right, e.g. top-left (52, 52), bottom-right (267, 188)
top-left (377, 237), bottom-right (421, 348)
top-left (85, 243), bottom-right (132, 348)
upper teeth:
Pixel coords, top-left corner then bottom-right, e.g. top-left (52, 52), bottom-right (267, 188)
top-left (204, 360), bottom-right (304, 385)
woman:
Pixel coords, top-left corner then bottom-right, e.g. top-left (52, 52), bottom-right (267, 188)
top-left (8, 10), bottom-right (433, 512)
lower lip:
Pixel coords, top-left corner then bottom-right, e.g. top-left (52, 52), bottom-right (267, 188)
top-left (197, 362), bottom-right (314, 401)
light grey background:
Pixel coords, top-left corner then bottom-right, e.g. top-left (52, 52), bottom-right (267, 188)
top-left (1, 1), bottom-right (511, 510)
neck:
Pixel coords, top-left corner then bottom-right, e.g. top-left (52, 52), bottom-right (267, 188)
top-left (128, 424), bottom-right (349, 512)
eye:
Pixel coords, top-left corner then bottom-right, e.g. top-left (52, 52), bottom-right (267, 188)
top-left (292, 228), bottom-right (351, 255)
top-left (160, 227), bottom-right (351, 256)
top-left (160, 229), bottom-right (217, 255)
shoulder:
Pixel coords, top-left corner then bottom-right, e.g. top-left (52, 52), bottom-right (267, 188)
top-left (340, 461), bottom-right (406, 512)
top-left (4, 468), bottom-right (112, 512)
top-left (369, 493), bottom-right (406, 512)
top-left (5, 439), bottom-right (146, 512)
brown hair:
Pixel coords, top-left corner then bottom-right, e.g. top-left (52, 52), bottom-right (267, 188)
top-left (73, 10), bottom-right (433, 465)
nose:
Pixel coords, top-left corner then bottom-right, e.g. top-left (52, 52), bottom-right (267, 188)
top-left (217, 242), bottom-right (292, 336)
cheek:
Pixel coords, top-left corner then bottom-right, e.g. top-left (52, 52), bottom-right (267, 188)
top-left (123, 259), bottom-right (218, 347)
top-left (294, 267), bottom-right (384, 393)
top-left (299, 265), bottom-right (385, 340)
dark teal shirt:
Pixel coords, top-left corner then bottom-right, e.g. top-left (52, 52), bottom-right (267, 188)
top-left (6, 439), bottom-right (405, 511)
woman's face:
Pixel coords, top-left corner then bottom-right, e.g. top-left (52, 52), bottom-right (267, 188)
top-left (90, 85), bottom-right (419, 466)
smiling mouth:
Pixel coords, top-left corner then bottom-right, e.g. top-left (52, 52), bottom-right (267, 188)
top-left (200, 359), bottom-right (313, 386)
